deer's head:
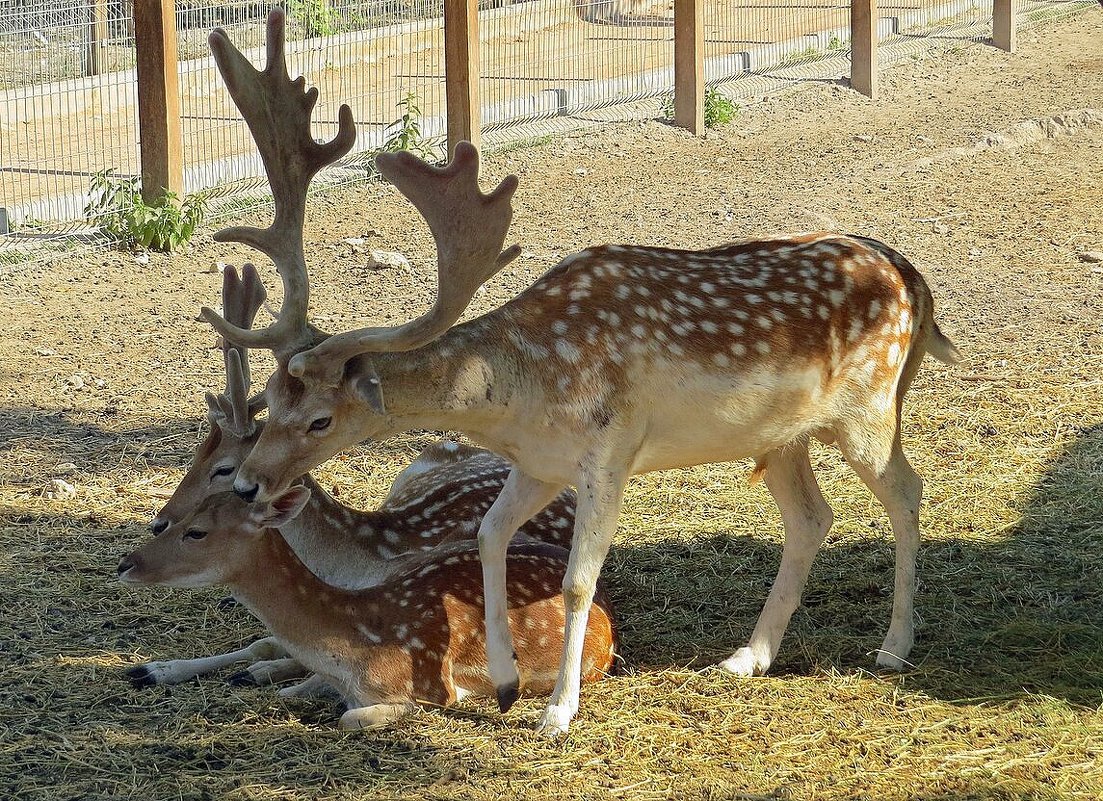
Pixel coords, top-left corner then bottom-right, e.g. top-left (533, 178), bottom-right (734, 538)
top-left (120, 487), bottom-right (312, 588)
top-left (201, 11), bottom-right (520, 502)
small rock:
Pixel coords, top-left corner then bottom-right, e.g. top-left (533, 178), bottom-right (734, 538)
top-left (37, 348), bottom-right (55, 357)
top-left (915, 135), bottom-right (933, 145)
top-left (574, 168), bottom-right (588, 176)
top-left (365, 250), bottom-right (411, 271)
top-left (210, 261), bottom-right (227, 274)
top-left (45, 479), bottom-right (77, 501)
top-left (933, 223), bottom-right (951, 235)
top-left (64, 374), bottom-right (85, 391)
top-left (343, 237), bottom-right (366, 247)
top-left (1077, 251), bottom-right (1103, 264)
top-left (854, 134), bottom-right (875, 143)
top-left (54, 463), bottom-right (78, 475)
top-left (968, 248), bottom-right (982, 258)
top-left (134, 253), bottom-right (150, 265)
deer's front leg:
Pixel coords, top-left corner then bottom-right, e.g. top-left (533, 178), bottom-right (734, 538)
top-left (537, 465), bottom-right (626, 737)
top-left (126, 636), bottom-right (288, 687)
top-left (477, 468), bottom-right (564, 712)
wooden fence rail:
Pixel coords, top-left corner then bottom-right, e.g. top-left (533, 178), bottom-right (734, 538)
top-left (131, 0), bottom-right (1019, 204)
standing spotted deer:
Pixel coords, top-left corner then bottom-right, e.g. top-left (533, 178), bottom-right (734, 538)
top-left (129, 263), bottom-right (575, 690)
top-left (204, 10), bottom-right (960, 735)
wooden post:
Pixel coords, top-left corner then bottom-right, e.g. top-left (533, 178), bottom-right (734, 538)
top-left (84, 0), bottom-right (109, 77)
top-left (673, 0), bottom-right (704, 134)
top-left (444, 0), bottom-right (480, 156)
top-left (992, 0), bottom-right (1016, 52)
top-left (850, 0), bottom-right (878, 99)
top-left (133, 0), bottom-right (183, 204)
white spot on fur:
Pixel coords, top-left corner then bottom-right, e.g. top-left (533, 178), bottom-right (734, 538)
top-left (356, 624), bottom-right (382, 644)
top-left (556, 339), bottom-right (581, 363)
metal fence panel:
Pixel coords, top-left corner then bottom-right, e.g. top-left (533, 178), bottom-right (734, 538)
top-left (0, 0), bottom-right (1096, 263)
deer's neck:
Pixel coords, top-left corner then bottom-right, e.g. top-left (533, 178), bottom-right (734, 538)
top-left (372, 317), bottom-right (520, 435)
top-left (228, 530), bottom-right (388, 649)
top-left (278, 474), bottom-right (397, 589)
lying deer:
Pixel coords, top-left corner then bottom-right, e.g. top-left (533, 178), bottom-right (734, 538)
top-left (129, 264), bottom-right (575, 690)
top-left (203, 10), bottom-right (961, 735)
top-left (119, 488), bottom-right (617, 730)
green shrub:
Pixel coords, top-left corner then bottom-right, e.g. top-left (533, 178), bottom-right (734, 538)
top-left (660, 89), bottom-right (739, 129)
top-left (380, 92), bottom-right (436, 159)
top-left (84, 170), bottom-right (207, 252)
top-left (288, 0), bottom-right (341, 37)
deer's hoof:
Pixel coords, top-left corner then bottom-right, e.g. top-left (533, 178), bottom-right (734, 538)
top-left (125, 664), bottom-right (158, 688)
top-left (227, 670), bottom-right (259, 687)
top-left (717, 647), bottom-right (764, 677)
top-left (496, 679), bottom-right (519, 713)
top-left (874, 649), bottom-right (912, 672)
top-left (534, 704), bottom-right (572, 738)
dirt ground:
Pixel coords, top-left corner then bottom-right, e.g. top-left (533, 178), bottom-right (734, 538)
top-left (1, 7), bottom-right (1102, 801)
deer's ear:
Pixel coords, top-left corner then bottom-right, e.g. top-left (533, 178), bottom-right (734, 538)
top-left (349, 358), bottom-right (386, 416)
top-left (250, 485), bottom-right (311, 529)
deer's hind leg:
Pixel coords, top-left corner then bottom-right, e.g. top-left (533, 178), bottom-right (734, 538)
top-left (720, 439), bottom-right (833, 677)
top-left (339, 702), bottom-right (417, 730)
top-left (835, 399), bottom-right (923, 671)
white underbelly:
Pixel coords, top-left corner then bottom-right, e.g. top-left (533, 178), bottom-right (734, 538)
top-left (631, 366), bottom-right (830, 472)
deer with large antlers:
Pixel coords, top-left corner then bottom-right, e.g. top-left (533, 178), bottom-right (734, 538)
top-left (204, 10), bottom-right (961, 735)
top-left (119, 489), bottom-right (617, 730)
top-left (130, 263), bottom-right (576, 690)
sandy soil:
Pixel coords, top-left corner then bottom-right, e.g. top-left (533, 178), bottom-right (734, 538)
top-left (1, 8), bottom-right (1101, 801)
top-left (4, 10), bottom-right (1100, 463)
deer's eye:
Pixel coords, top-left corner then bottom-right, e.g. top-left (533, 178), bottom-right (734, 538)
top-left (308, 416), bottom-right (332, 433)
top-left (183, 529), bottom-right (208, 540)
top-left (210, 465), bottom-right (235, 480)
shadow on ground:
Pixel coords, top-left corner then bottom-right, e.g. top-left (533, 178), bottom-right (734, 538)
top-left (606, 423), bottom-right (1103, 707)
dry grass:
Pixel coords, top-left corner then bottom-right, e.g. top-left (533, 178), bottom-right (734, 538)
top-left (3, 9), bottom-right (1103, 801)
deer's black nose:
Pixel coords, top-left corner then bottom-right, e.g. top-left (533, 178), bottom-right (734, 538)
top-left (234, 483), bottom-right (259, 503)
top-left (117, 557), bottom-right (136, 576)
top-left (149, 518), bottom-right (170, 535)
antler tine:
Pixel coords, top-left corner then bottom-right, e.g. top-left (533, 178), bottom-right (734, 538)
top-left (287, 142), bottom-right (521, 378)
top-left (221, 263), bottom-right (268, 390)
top-left (199, 8), bottom-right (356, 355)
top-left (205, 350), bottom-right (255, 437)
top-left (206, 264), bottom-right (269, 437)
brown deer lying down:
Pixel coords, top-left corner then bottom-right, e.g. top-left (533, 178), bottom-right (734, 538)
top-left (119, 488), bottom-right (617, 730)
top-left (127, 266), bottom-right (578, 691)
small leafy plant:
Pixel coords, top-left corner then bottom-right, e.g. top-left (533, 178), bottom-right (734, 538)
top-left (380, 92), bottom-right (436, 158)
top-left (288, 0), bottom-right (342, 37)
top-left (660, 89), bottom-right (739, 129)
top-left (84, 170), bottom-right (207, 252)
top-left (703, 89), bottom-right (737, 128)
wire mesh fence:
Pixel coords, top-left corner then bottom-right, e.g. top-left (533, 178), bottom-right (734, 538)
top-left (1, 0), bottom-right (1096, 264)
